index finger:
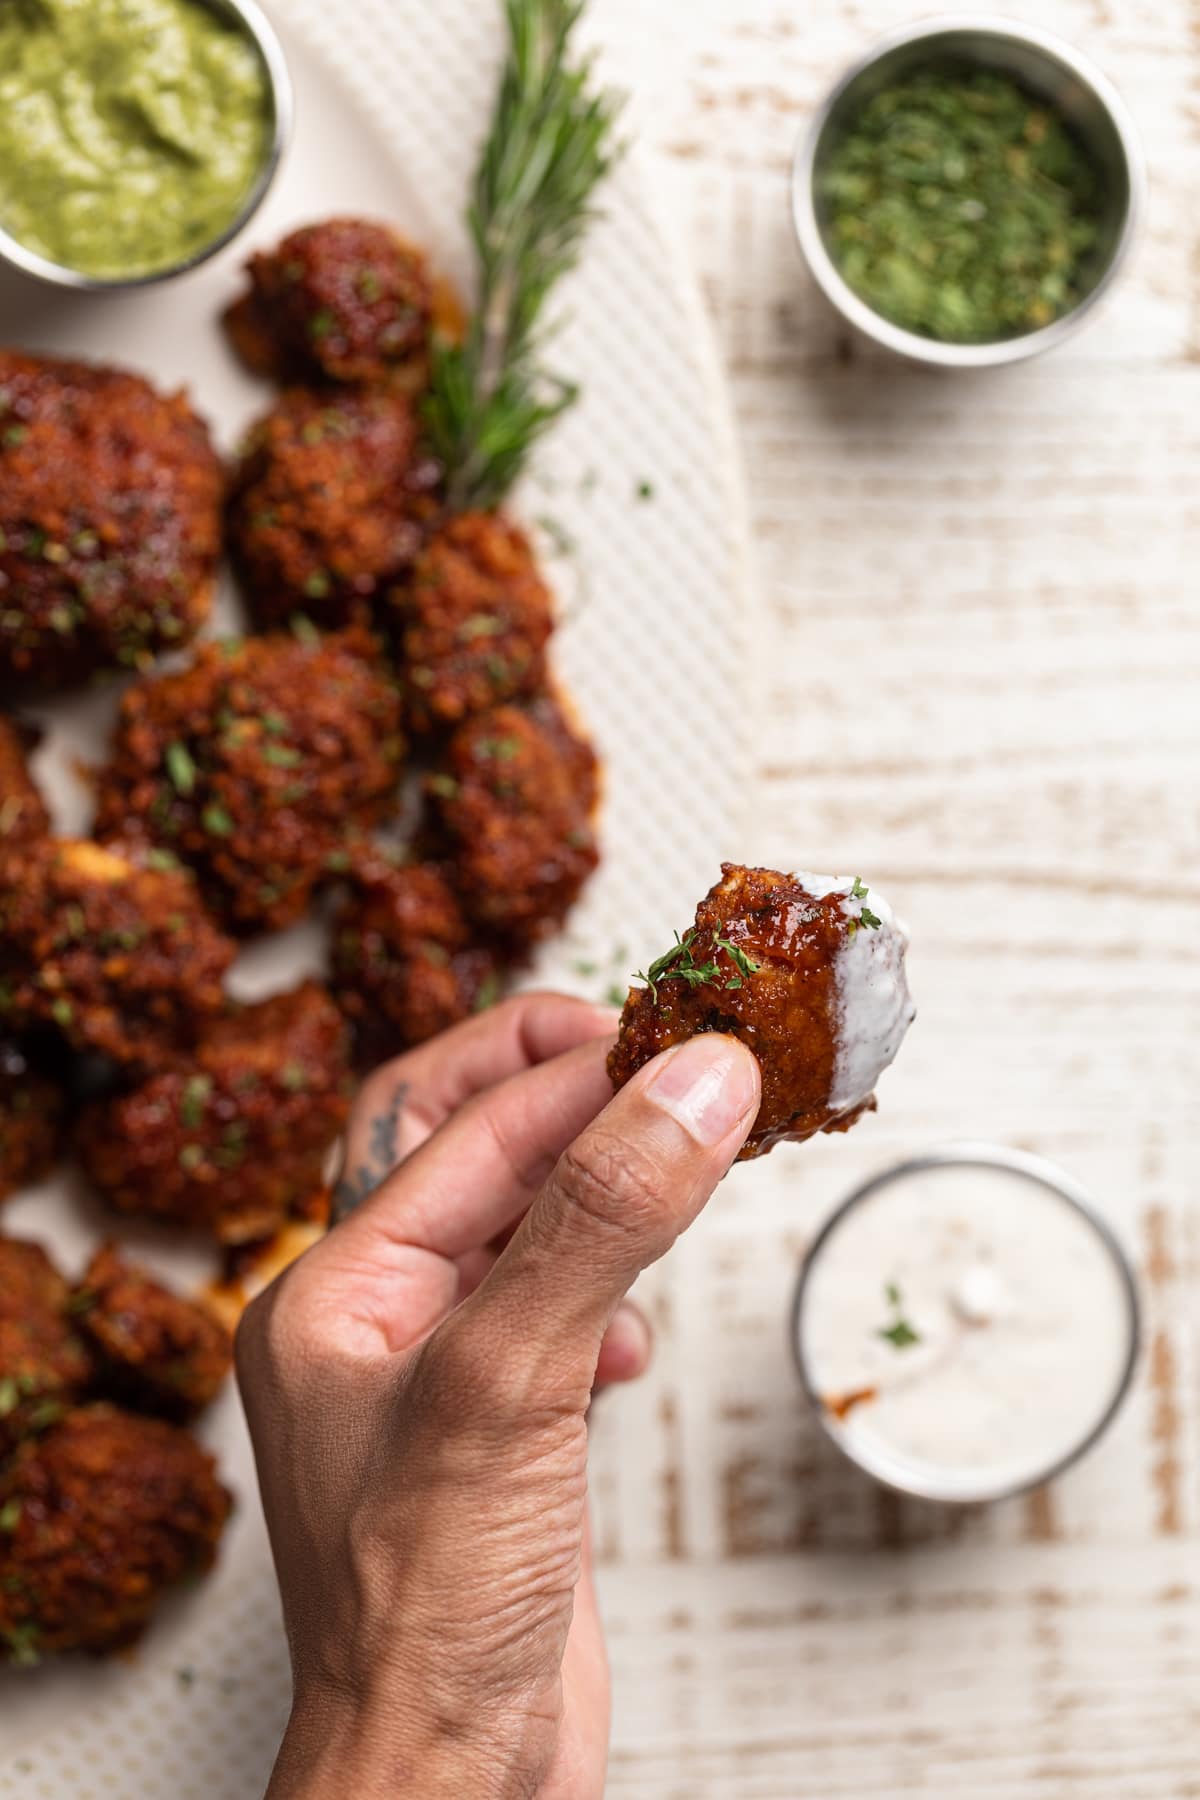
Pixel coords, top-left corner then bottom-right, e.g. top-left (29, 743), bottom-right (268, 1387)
top-left (336, 992), bottom-right (619, 1210)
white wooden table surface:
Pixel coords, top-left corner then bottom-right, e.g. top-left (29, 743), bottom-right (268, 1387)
top-left (583, 3), bottom-right (1200, 1794)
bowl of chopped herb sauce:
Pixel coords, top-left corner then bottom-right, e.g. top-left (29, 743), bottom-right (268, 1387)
top-left (0, 0), bottom-right (292, 290)
top-left (792, 17), bottom-right (1143, 365)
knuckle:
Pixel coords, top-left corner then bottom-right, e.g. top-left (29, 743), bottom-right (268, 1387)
top-left (550, 1130), bottom-right (666, 1240)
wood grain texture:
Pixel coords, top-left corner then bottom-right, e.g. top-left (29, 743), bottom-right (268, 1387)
top-left (588, 1), bottom-right (1200, 1792)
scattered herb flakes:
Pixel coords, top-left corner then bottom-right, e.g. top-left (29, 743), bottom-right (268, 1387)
top-left (635, 928), bottom-right (759, 1004)
top-left (877, 1281), bottom-right (921, 1350)
top-left (473, 970), bottom-right (502, 1014)
top-left (280, 1062), bottom-right (308, 1093)
top-left (290, 614), bottom-right (321, 649)
top-left (458, 613), bottom-right (503, 641)
top-left (263, 743), bottom-right (303, 769)
top-left (165, 741), bottom-right (197, 795)
top-left (4, 1624), bottom-right (39, 1667)
top-left (308, 307), bottom-right (336, 341)
top-left (50, 997), bottom-right (74, 1028)
top-left (178, 1144), bottom-right (206, 1174)
top-left (202, 803), bottom-right (235, 837)
top-left (180, 1074), bottom-right (213, 1129)
top-left (476, 734), bottom-right (521, 762)
top-left (262, 710), bottom-right (289, 737)
top-left (302, 571), bottom-right (332, 600)
top-left (0, 1498), bottom-right (22, 1533)
top-left (605, 982), bottom-right (627, 1007)
top-left (145, 847), bottom-right (181, 873)
top-left (427, 773), bottom-right (460, 800)
top-left (66, 1288), bottom-right (97, 1316)
top-left (635, 479), bottom-right (654, 501)
top-left (0, 1378), bottom-right (17, 1417)
top-left (846, 877), bottom-right (882, 936)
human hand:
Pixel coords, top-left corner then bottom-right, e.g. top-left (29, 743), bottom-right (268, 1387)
top-left (237, 993), bottom-right (760, 1799)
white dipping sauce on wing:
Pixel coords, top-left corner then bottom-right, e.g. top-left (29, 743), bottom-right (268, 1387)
top-left (798, 1163), bottom-right (1136, 1501)
top-left (791, 872), bottom-right (916, 1118)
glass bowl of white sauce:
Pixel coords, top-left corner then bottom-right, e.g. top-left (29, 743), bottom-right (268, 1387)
top-left (792, 1145), bottom-right (1140, 1504)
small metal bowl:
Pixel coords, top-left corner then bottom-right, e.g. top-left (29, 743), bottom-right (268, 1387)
top-left (791, 1144), bottom-right (1141, 1505)
top-left (792, 16), bottom-right (1145, 367)
top-left (0, 0), bottom-right (292, 292)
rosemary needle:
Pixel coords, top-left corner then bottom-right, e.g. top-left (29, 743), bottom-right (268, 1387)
top-left (424, 0), bottom-right (624, 512)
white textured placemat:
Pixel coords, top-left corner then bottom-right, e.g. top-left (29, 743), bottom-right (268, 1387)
top-left (0, 0), bottom-right (752, 1790)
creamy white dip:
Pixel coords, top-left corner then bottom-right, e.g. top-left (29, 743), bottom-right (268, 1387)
top-left (791, 872), bottom-right (915, 1118)
top-left (798, 1160), bottom-right (1137, 1501)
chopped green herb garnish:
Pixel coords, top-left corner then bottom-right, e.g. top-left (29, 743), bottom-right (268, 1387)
top-left (817, 67), bottom-right (1103, 344)
top-left (290, 614), bottom-right (321, 649)
top-left (877, 1281), bottom-right (921, 1350)
top-left (180, 1074), bottom-right (213, 1130)
top-left (4, 1623), bottom-right (39, 1667)
top-left (280, 1062), bottom-right (307, 1093)
top-left (165, 741), bottom-right (197, 795)
top-left (427, 773), bottom-right (460, 800)
top-left (263, 743), bottom-right (303, 769)
top-left (634, 928), bottom-right (758, 1004)
top-left (635, 479), bottom-right (654, 500)
top-left (202, 804), bottom-right (234, 837)
top-left (0, 1498), bottom-right (21, 1533)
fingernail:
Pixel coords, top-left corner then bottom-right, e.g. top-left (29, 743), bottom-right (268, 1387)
top-left (645, 1034), bottom-right (760, 1147)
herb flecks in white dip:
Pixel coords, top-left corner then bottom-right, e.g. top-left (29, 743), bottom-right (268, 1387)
top-left (812, 874), bottom-right (914, 1118)
top-left (801, 1164), bottom-right (1137, 1501)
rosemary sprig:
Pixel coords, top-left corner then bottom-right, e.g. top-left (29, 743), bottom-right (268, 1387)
top-left (424, 0), bottom-right (623, 511)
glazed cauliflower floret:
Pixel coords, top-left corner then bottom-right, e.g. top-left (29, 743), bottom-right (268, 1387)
top-left (0, 1041), bottom-right (64, 1201)
top-left (0, 837), bottom-right (234, 1069)
top-left (75, 983), bottom-right (353, 1245)
top-left (93, 628), bottom-right (404, 932)
top-left (223, 216), bottom-right (435, 386)
top-left (0, 1238), bottom-right (94, 1459)
top-left (71, 1244), bottom-right (233, 1419)
top-left (0, 716), bottom-right (49, 847)
top-left (389, 512), bottom-right (554, 735)
top-left (609, 864), bottom-right (915, 1159)
top-left (0, 1404), bottom-right (231, 1661)
top-left (0, 350), bottom-right (222, 692)
top-left (330, 853), bottom-right (501, 1062)
top-left (227, 387), bottom-right (438, 631)
top-left (424, 695), bottom-right (599, 945)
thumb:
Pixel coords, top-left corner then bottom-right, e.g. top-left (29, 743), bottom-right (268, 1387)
top-left (444, 1033), bottom-right (760, 1409)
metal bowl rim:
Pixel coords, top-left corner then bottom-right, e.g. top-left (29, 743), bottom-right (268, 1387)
top-left (790, 13), bottom-right (1147, 368)
top-left (790, 1141), bottom-right (1143, 1505)
top-left (0, 0), bottom-right (293, 292)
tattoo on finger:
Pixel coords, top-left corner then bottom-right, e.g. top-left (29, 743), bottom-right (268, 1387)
top-left (332, 1082), bottom-right (411, 1222)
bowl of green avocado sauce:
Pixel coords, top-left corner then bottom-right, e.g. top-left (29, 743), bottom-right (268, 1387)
top-left (792, 16), bottom-right (1143, 367)
top-left (0, 0), bottom-right (291, 289)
